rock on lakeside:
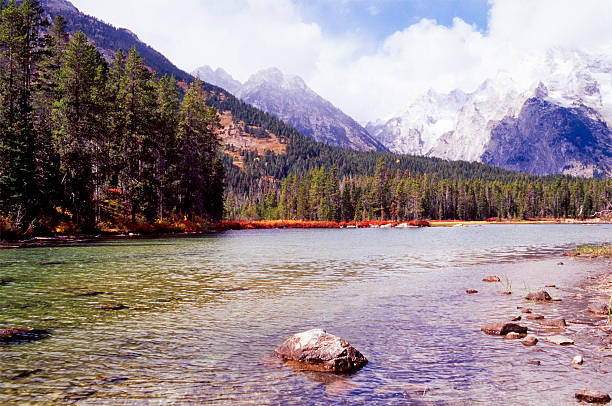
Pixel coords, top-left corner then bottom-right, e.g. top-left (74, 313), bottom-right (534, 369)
top-left (274, 329), bottom-right (368, 373)
top-left (588, 302), bottom-right (611, 315)
top-left (546, 335), bottom-right (574, 346)
top-left (575, 389), bottom-right (611, 403)
top-left (525, 290), bottom-right (552, 301)
top-left (481, 322), bottom-right (528, 336)
top-left (522, 335), bottom-right (538, 346)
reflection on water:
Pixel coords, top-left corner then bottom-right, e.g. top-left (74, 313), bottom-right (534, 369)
top-left (1, 225), bottom-right (612, 404)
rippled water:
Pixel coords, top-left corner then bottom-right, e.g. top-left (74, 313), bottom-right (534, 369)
top-left (1, 225), bottom-right (612, 404)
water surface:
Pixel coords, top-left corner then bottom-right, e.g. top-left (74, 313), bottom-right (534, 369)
top-left (1, 225), bottom-right (611, 404)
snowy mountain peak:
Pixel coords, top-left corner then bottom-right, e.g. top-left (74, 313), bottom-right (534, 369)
top-left (192, 65), bottom-right (242, 95)
top-left (369, 48), bottom-right (612, 176)
top-left (243, 67), bottom-right (308, 93)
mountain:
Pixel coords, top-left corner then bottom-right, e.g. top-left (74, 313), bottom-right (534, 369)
top-left (40, 0), bottom-right (192, 82)
top-left (368, 49), bottom-right (612, 177)
top-left (39, 0), bottom-right (309, 161)
top-left (193, 65), bottom-right (387, 152)
top-left (193, 65), bottom-right (242, 95)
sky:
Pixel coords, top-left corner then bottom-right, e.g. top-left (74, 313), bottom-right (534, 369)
top-left (68, 0), bottom-right (612, 123)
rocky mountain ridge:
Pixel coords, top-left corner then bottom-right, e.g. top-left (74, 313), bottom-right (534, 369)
top-left (193, 65), bottom-right (387, 152)
top-left (367, 48), bottom-right (612, 177)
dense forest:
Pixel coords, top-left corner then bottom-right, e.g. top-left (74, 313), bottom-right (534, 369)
top-left (226, 158), bottom-right (612, 221)
top-left (0, 0), bottom-right (223, 237)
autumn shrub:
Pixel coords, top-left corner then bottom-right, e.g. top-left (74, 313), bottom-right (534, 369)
top-left (0, 217), bottom-right (21, 241)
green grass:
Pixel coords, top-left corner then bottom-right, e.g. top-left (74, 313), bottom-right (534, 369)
top-left (574, 244), bottom-right (612, 257)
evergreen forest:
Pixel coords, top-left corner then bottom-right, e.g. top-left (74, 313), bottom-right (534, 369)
top-left (0, 0), bottom-right (223, 236)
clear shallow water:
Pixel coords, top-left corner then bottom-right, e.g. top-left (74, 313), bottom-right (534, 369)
top-left (1, 225), bottom-right (611, 404)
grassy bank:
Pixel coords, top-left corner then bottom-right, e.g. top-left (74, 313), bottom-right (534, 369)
top-left (572, 244), bottom-right (612, 258)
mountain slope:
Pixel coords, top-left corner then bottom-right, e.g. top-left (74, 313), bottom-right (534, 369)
top-left (238, 68), bottom-right (386, 152)
top-left (39, 0), bottom-right (296, 158)
top-left (41, 0), bottom-right (192, 82)
top-left (369, 49), bottom-right (612, 177)
top-left (193, 65), bottom-right (387, 152)
top-left (482, 97), bottom-right (612, 177)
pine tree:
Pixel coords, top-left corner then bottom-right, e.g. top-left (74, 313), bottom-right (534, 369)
top-left (52, 30), bottom-right (107, 229)
top-left (0, 0), bottom-right (47, 229)
top-left (177, 78), bottom-right (221, 219)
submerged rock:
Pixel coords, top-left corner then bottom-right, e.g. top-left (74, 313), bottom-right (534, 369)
top-left (466, 289), bottom-right (478, 294)
top-left (0, 327), bottom-right (50, 344)
top-left (12, 369), bottom-right (42, 380)
top-left (522, 335), bottom-right (538, 346)
top-left (527, 360), bottom-right (541, 366)
top-left (525, 291), bottom-right (552, 301)
top-left (98, 303), bottom-right (129, 311)
top-left (0, 277), bottom-right (14, 286)
top-left (522, 308), bottom-right (533, 314)
top-left (274, 329), bottom-right (368, 373)
top-left (482, 276), bottom-right (501, 282)
top-left (481, 322), bottom-right (528, 336)
top-left (526, 314), bottom-right (544, 320)
top-left (575, 389), bottom-right (610, 404)
top-left (537, 318), bottom-right (567, 328)
top-left (546, 335), bottom-right (574, 346)
top-left (76, 291), bottom-right (107, 297)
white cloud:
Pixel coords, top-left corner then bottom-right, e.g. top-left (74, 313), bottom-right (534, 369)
top-left (69, 0), bottom-right (612, 123)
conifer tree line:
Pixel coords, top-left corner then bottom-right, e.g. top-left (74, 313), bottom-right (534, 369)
top-left (0, 0), bottom-right (223, 233)
top-left (226, 158), bottom-right (612, 222)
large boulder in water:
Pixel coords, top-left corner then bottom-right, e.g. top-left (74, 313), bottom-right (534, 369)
top-left (0, 327), bottom-right (50, 344)
top-left (274, 329), bottom-right (368, 373)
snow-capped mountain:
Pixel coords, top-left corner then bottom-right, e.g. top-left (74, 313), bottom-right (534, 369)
top-left (368, 48), bottom-right (612, 176)
top-left (192, 66), bottom-right (387, 152)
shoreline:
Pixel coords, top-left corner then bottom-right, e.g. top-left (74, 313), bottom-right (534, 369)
top-left (1, 219), bottom-right (610, 249)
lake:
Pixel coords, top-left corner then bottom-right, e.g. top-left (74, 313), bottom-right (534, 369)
top-left (1, 225), bottom-right (611, 404)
